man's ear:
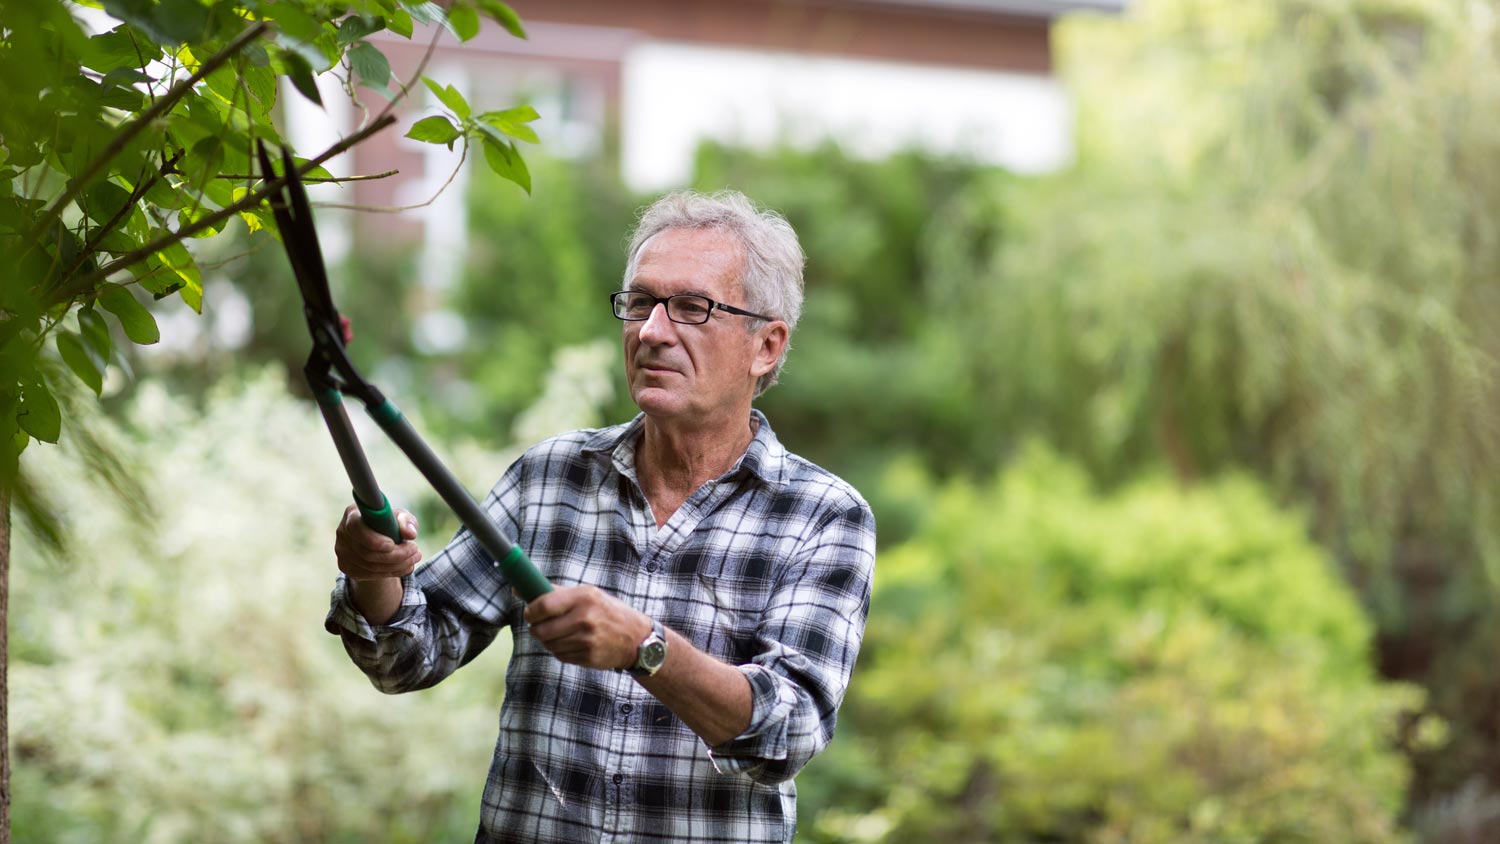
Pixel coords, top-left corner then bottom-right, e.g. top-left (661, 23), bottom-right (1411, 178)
top-left (749, 321), bottom-right (789, 380)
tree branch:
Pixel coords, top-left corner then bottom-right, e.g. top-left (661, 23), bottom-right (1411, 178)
top-left (375, 18), bottom-right (447, 127)
top-left (58, 150), bottom-right (184, 289)
top-left (55, 113), bottom-right (398, 303)
top-left (215, 169), bottom-right (400, 183)
top-left (315, 142), bottom-right (465, 213)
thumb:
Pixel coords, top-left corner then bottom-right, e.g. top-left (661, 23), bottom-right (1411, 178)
top-left (397, 509), bottom-right (419, 541)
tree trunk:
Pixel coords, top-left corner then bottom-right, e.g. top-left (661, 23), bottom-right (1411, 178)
top-left (2, 486), bottom-right (10, 844)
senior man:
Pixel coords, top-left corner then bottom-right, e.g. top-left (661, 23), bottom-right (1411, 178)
top-left (325, 190), bottom-right (876, 844)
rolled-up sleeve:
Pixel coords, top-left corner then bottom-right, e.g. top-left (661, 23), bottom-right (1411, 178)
top-left (708, 502), bottom-right (876, 783)
top-left (324, 465), bottom-right (527, 694)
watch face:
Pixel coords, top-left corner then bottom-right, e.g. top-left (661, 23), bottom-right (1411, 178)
top-left (642, 641), bottom-right (667, 669)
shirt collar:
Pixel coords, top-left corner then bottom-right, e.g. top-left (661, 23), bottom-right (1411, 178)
top-left (582, 409), bottom-right (787, 489)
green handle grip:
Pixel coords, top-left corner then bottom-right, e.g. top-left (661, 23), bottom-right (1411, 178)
top-left (367, 399), bottom-right (553, 601)
top-left (498, 545), bottom-right (553, 602)
top-left (354, 490), bottom-right (404, 544)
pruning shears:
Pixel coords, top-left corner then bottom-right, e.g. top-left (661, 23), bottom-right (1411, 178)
top-left (256, 141), bottom-right (553, 602)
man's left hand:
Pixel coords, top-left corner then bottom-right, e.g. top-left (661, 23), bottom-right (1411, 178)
top-left (524, 585), bottom-right (653, 670)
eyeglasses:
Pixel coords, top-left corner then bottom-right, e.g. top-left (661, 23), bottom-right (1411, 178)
top-left (610, 291), bottom-right (774, 325)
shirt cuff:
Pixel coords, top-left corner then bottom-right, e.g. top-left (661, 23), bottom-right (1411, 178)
top-left (323, 572), bottom-right (426, 639)
top-left (706, 663), bottom-right (796, 774)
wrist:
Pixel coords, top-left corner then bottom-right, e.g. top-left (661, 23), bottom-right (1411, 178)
top-left (347, 572), bottom-right (403, 585)
top-left (623, 616), bottom-right (668, 677)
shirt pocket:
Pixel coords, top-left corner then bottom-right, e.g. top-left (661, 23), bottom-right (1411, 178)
top-left (661, 547), bottom-right (779, 665)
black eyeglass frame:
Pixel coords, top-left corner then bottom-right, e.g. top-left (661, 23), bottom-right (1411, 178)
top-left (610, 291), bottom-right (775, 325)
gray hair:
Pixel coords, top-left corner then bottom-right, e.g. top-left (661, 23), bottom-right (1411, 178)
top-left (624, 190), bottom-right (805, 396)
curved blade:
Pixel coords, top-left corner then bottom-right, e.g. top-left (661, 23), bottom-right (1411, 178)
top-left (257, 141), bottom-right (340, 329)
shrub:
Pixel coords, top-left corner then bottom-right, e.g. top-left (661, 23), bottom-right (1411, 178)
top-left (800, 446), bottom-right (1431, 844)
top-left (9, 356), bottom-right (611, 843)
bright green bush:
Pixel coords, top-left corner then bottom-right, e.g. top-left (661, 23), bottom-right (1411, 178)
top-left (800, 447), bottom-right (1430, 844)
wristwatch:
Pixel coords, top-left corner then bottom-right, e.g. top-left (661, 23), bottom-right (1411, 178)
top-left (626, 618), bottom-right (668, 677)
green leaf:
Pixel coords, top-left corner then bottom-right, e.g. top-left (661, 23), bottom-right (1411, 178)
top-left (405, 115), bottom-right (461, 147)
top-left (178, 204), bottom-right (227, 238)
top-left (481, 136), bottom-right (530, 194)
top-left (205, 64), bottom-right (243, 108)
top-left (184, 135), bottom-right (227, 185)
top-left (388, 9), bottom-right (414, 38)
top-left (81, 181), bottom-right (134, 228)
top-left (349, 42), bottom-right (391, 88)
top-left (233, 186), bottom-right (274, 234)
top-left (473, 120), bottom-right (535, 153)
top-left (101, 68), bottom-right (151, 88)
top-left (448, 3), bottom-right (480, 42)
top-left (57, 331), bottom-right (105, 396)
top-left (155, 238), bottom-right (204, 312)
top-left (238, 208), bottom-right (272, 233)
top-left (243, 41), bottom-right (271, 67)
top-left (475, 0), bottom-right (526, 38)
top-left (18, 380), bottom-right (61, 443)
top-left (98, 83), bottom-right (145, 111)
top-left (244, 65), bottom-right (278, 109)
top-left (292, 158), bottom-right (334, 182)
top-left (403, 2), bottom-right (454, 37)
top-left (99, 284), bottom-right (160, 345)
top-left (337, 14), bottom-right (386, 45)
top-left (421, 77), bottom-right (471, 120)
top-left (79, 308), bottom-right (112, 361)
top-left (264, 2), bottom-right (327, 44)
top-left (102, 0), bottom-right (178, 45)
top-left (280, 49), bottom-right (323, 107)
top-left (152, 0), bottom-right (213, 43)
top-left (484, 104), bottom-right (539, 124)
top-left (82, 27), bottom-right (157, 74)
top-left (477, 107), bottom-right (540, 144)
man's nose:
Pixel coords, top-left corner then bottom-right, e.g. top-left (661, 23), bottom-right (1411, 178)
top-left (637, 302), bottom-right (677, 343)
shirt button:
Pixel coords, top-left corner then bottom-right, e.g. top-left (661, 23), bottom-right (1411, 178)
top-left (645, 562), bottom-right (658, 573)
top-left (613, 773), bottom-right (624, 785)
top-left (621, 702), bottom-right (633, 714)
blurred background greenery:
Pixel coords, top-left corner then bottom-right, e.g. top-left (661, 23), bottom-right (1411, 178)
top-left (15, 0), bottom-right (1500, 840)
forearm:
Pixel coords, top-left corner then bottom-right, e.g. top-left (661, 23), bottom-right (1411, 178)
top-left (637, 627), bottom-right (753, 746)
top-left (349, 576), bottom-right (404, 626)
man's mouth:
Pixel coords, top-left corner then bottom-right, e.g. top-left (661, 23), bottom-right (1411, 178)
top-left (637, 360), bottom-right (679, 376)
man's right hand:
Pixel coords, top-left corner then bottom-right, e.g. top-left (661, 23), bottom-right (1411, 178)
top-left (335, 505), bottom-right (422, 626)
top-left (334, 503), bottom-right (422, 580)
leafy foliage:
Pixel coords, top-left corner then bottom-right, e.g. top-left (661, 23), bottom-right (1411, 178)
top-left (917, 0), bottom-right (1500, 806)
top-left (0, 0), bottom-right (530, 488)
top-left (661, 0), bottom-right (1500, 818)
top-left (799, 447), bottom-right (1430, 843)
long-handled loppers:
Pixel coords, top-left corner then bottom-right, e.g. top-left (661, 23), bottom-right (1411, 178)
top-left (256, 141), bottom-right (552, 601)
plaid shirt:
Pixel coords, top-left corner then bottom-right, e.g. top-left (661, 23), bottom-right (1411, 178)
top-left (326, 411), bottom-right (876, 844)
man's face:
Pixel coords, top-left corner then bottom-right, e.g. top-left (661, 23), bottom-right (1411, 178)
top-left (623, 227), bottom-right (782, 425)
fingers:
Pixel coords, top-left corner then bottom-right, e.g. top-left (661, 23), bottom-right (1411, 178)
top-left (523, 586), bottom-right (646, 670)
top-left (339, 505), bottom-right (420, 547)
top-left (522, 587), bottom-right (576, 626)
top-left (335, 504), bottom-right (422, 581)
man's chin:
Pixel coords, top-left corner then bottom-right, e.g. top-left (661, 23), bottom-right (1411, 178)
top-left (631, 386), bottom-right (687, 417)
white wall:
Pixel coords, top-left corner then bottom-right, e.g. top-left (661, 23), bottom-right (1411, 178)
top-left (622, 41), bottom-right (1073, 190)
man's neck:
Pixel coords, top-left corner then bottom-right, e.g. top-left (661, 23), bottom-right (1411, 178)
top-left (637, 406), bottom-right (756, 502)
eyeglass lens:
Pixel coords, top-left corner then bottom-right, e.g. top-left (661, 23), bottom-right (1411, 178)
top-left (615, 293), bottom-right (713, 324)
